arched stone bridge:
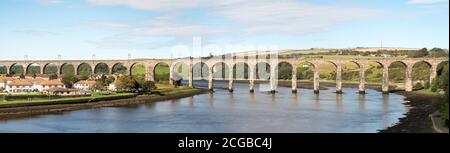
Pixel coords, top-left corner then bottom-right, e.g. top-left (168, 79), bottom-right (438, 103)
top-left (1, 56), bottom-right (448, 94)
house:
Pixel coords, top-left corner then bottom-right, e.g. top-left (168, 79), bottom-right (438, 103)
top-left (108, 83), bottom-right (116, 91)
top-left (44, 87), bottom-right (81, 96)
top-left (3, 77), bottom-right (66, 93)
top-left (5, 79), bottom-right (35, 93)
top-left (36, 80), bottom-right (66, 91)
top-left (0, 77), bottom-right (14, 89)
top-left (74, 80), bottom-right (96, 91)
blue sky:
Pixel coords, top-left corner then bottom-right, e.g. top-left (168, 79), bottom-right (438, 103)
top-left (0, 0), bottom-right (448, 60)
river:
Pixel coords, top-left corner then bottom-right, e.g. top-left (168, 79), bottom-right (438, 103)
top-left (0, 81), bottom-right (409, 133)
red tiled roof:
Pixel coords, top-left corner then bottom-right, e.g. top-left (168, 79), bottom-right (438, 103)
top-left (75, 80), bottom-right (96, 85)
top-left (39, 80), bottom-right (64, 86)
top-left (8, 80), bottom-right (33, 86)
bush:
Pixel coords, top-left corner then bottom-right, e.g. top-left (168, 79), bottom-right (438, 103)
top-left (442, 87), bottom-right (449, 127)
top-left (6, 94), bottom-right (48, 101)
top-left (424, 81), bottom-right (430, 89)
top-left (430, 79), bottom-right (438, 92)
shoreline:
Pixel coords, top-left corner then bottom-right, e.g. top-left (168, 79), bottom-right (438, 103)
top-left (0, 88), bottom-right (209, 120)
top-left (379, 91), bottom-right (444, 133)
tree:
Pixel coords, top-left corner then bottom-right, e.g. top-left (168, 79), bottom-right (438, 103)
top-left (0, 66), bottom-right (7, 74)
top-left (49, 74), bottom-right (58, 80)
top-left (429, 48), bottom-right (449, 57)
top-left (140, 80), bottom-right (157, 92)
top-left (94, 75), bottom-right (115, 91)
top-left (61, 74), bottom-right (79, 88)
top-left (115, 75), bottom-right (137, 91)
top-left (408, 48), bottom-right (428, 58)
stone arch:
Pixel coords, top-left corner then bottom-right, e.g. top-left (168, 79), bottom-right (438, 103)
top-left (77, 63), bottom-right (92, 76)
top-left (171, 62), bottom-right (189, 81)
top-left (211, 62), bottom-right (229, 80)
top-left (411, 61), bottom-right (432, 88)
top-left (94, 63), bottom-right (110, 75)
top-left (364, 61), bottom-right (383, 83)
top-left (111, 63), bottom-right (127, 74)
top-left (193, 62), bottom-right (209, 80)
top-left (153, 62), bottom-right (170, 82)
top-left (388, 61), bottom-right (408, 84)
top-left (0, 64), bottom-right (7, 75)
top-left (129, 63), bottom-right (147, 77)
top-left (26, 63), bottom-right (41, 75)
top-left (276, 62), bottom-right (293, 80)
top-left (341, 61), bottom-right (361, 82)
top-left (60, 63), bottom-right (75, 75)
top-left (436, 61), bottom-right (449, 76)
top-left (296, 61), bottom-right (315, 81)
top-left (43, 63), bottom-right (58, 74)
top-left (318, 61), bottom-right (337, 81)
top-left (9, 63), bottom-right (24, 76)
top-left (233, 62), bottom-right (249, 80)
top-left (255, 62), bottom-right (271, 80)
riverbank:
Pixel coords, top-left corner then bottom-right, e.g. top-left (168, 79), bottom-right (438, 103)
top-left (0, 87), bottom-right (208, 120)
top-left (379, 91), bottom-right (445, 133)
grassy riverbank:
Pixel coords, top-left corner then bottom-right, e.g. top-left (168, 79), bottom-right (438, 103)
top-left (0, 86), bottom-right (207, 120)
top-left (1, 93), bottom-right (136, 105)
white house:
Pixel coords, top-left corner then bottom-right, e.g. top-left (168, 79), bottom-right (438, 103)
top-left (3, 77), bottom-right (66, 93)
top-left (74, 80), bottom-right (96, 91)
top-left (36, 80), bottom-right (66, 92)
top-left (0, 77), bottom-right (14, 90)
top-left (5, 79), bottom-right (35, 93)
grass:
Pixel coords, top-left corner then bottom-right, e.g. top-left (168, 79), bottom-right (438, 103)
top-left (415, 88), bottom-right (442, 96)
top-left (1, 93), bottom-right (135, 105)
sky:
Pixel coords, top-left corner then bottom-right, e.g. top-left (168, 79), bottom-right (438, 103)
top-left (0, 0), bottom-right (448, 60)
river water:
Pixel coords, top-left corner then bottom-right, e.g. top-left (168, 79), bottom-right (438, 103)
top-left (0, 81), bottom-right (408, 133)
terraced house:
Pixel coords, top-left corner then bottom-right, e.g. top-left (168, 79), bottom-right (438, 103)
top-left (2, 77), bottom-right (65, 93)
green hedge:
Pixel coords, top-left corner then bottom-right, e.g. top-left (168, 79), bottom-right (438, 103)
top-left (6, 94), bottom-right (48, 100)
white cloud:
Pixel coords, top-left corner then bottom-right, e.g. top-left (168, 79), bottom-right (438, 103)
top-left (14, 30), bottom-right (59, 36)
top-left (36, 0), bottom-right (64, 4)
top-left (408, 0), bottom-right (448, 4)
top-left (85, 0), bottom-right (383, 35)
top-left (84, 0), bottom-right (384, 50)
top-left (86, 0), bottom-right (204, 11)
top-left (83, 20), bottom-right (130, 29)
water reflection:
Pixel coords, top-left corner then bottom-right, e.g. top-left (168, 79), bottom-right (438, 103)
top-left (0, 81), bottom-right (407, 133)
top-left (358, 94), bottom-right (366, 112)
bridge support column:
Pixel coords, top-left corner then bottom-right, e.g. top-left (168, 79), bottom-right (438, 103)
top-left (208, 67), bottom-right (213, 91)
top-left (169, 67), bottom-right (174, 85)
top-left (336, 64), bottom-right (342, 94)
top-left (292, 67), bottom-right (297, 93)
top-left (313, 65), bottom-right (319, 94)
top-left (382, 66), bottom-right (389, 94)
top-left (228, 68), bottom-right (234, 92)
top-left (359, 64), bottom-right (366, 94)
top-left (405, 65), bottom-right (413, 92)
top-left (269, 67), bottom-right (276, 94)
top-left (228, 56), bottom-right (235, 92)
top-left (430, 65), bottom-right (437, 85)
top-left (249, 68), bottom-right (254, 93)
top-left (188, 58), bottom-right (193, 87)
top-left (5, 66), bottom-right (9, 75)
top-left (40, 66), bottom-right (45, 76)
